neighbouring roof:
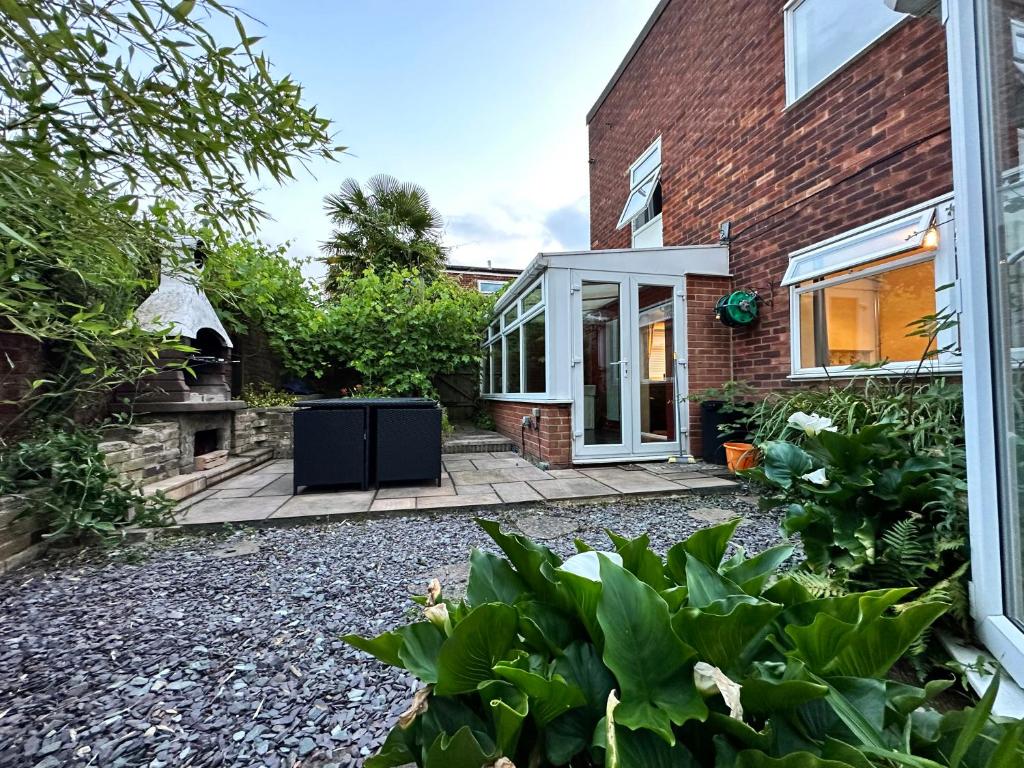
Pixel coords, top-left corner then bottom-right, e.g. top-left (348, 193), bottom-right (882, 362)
top-left (445, 264), bottom-right (522, 276)
top-left (586, 0), bottom-right (671, 125)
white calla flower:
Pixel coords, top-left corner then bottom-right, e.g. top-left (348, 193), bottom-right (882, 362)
top-left (801, 467), bottom-right (830, 487)
top-left (787, 411), bottom-right (838, 437)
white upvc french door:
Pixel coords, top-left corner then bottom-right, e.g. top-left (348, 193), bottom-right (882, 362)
top-left (570, 271), bottom-right (687, 461)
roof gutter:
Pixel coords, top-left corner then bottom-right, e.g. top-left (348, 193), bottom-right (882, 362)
top-left (586, 0), bottom-right (671, 125)
top-left (491, 254), bottom-right (549, 314)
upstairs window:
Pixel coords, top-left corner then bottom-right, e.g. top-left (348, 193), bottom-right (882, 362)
top-left (784, 0), bottom-right (905, 105)
top-left (617, 138), bottom-right (663, 248)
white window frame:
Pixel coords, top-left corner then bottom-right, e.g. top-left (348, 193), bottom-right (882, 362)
top-left (946, 0), bottom-right (1024, 691)
top-left (785, 194), bottom-right (960, 379)
top-left (481, 277), bottom-right (549, 399)
top-left (616, 137), bottom-right (662, 232)
top-left (783, 0), bottom-right (906, 106)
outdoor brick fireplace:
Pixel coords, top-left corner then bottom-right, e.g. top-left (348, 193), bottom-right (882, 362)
top-left (116, 238), bottom-right (246, 473)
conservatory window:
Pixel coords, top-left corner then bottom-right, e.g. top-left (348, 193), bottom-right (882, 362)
top-left (784, 0), bottom-right (905, 104)
top-left (784, 198), bottom-right (956, 376)
top-left (617, 138), bottom-right (662, 233)
top-left (524, 311), bottom-right (546, 393)
top-left (482, 278), bottom-right (547, 397)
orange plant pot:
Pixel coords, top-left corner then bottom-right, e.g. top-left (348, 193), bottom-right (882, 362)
top-left (723, 442), bottom-right (759, 473)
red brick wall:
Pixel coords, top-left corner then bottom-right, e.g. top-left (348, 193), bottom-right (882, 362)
top-left (0, 332), bottom-right (46, 430)
top-left (485, 400), bottom-right (572, 468)
top-left (685, 276), bottom-right (734, 458)
top-left (446, 270), bottom-right (520, 292)
top-left (588, 0), bottom-right (953, 391)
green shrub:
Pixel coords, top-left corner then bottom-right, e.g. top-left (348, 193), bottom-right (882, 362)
top-left (345, 519), bottom-right (1020, 768)
top-left (744, 418), bottom-right (968, 628)
top-left (0, 424), bottom-right (174, 541)
top-left (327, 268), bottom-right (493, 397)
top-left (240, 383), bottom-right (298, 408)
top-left (750, 378), bottom-right (964, 454)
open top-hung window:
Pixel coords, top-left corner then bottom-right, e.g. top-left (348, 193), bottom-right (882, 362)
top-left (783, 196), bottom-right (958, 376)
top-left (616, 138), bottom-right (663, 248)
top-left (784, 0), bottom-right (906, 104)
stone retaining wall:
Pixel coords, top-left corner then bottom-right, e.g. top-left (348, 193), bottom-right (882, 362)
top-left (0, 491), bottom-right (46, 574)
top-left (231, 407), bottom-right (294, 459)
top-left (100, 421), bottom-right (182, 485)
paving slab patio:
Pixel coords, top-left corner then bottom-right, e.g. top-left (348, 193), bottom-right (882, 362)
top-left (170, 452), bottom-right (737, 527)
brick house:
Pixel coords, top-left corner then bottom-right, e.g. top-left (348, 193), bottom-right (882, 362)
top-left (483, 0), bottom-right (957, 468)
top-left (445, 264), bottom-right (521, 294)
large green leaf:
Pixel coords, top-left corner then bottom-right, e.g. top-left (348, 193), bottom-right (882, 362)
top-left (556, 551), bottom-right (619, 648)
top-left (478, 680), bottom-right (528, 758)
top-left (465, 548), bottom-right (527, 607)
top-left (343, 630), bottom-right (403, 668)
top-left (397, 622), bottom-right (446, 684)
top-left (667, 518), bottom-right (742, 579)
top-left (685, 554), bottom-right (745, 608)
top-left (724, 545), bottom-right (796, 594)
top-left (611, 726), bottom-right (698, 768)
top-left (517, 599), bottom-right (575, 655)
top-left (555, 641), bottom-right (616, 712)
top-left (607, 530), bottom-right (669, 591)
top-left (950, 673), bottom-right (999, 768)
top-left (435, 603), bottom-right (519, 694)
top-left (741, 678), bottom-right (829, 714)
top-left (493, 657), bottom-right (586, 726)
top-left (671, 596), bottom-right (782, 673)
top-left (423, 726), bottom-right (492, 768)
top-left (760, 441), bottom-right (814, 490)
top-left (829, 602), bottom-right (947, 678)
top-left (476, 518), bottom-right (565, 605)
top-left (545, 710), bottom-right (594, 765)
top-left (596, 555), bottom-right (707, 744)
top-left (734, 751), bottom-right (858, 768)
top-left (364, 724), bottom-right (417, 768)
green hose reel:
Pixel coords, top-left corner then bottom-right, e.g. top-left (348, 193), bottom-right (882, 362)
top-left (715, 290), bottom-right (760, 328)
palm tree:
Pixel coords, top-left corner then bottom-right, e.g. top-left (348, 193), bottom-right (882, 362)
top-left (320, 174), bottom-right (448, 291)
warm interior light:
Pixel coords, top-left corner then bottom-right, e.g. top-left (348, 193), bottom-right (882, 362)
top-left (923, 225), bottom-right (940, 250)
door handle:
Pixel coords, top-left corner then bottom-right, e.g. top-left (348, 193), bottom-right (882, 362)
top-left (609, 360), bottom-right (629, 377)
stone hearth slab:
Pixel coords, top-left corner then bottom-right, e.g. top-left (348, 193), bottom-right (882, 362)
top-left (271, 492), bottom-right (375, 518)
top-left (180, 496), bottom-right (288, 525)
top-left (527, 478), bottom-right (617, 500)
top-left (577, 468), bottom-right (682, 494)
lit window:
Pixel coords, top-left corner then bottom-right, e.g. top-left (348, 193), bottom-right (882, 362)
top-left (784, 198), bottom-right (957, 375)
top-left (617, 139), bottom-right (663, 249)
top-left (478, 280), bottom-right (506, 294)
top-left (784, 0), bottom-right (904, 104)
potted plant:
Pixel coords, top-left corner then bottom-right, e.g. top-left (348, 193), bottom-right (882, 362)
top-left (686, 381), bottom-right (755, 465)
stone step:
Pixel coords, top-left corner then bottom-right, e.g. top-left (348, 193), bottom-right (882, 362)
top-left (442, 435), bottom-right (517, 454)
top-left (141, 448), bottom-right (274, 502)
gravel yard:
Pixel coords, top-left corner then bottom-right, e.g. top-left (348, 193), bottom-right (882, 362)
top-left (0, 493), bottom-right (782, 768)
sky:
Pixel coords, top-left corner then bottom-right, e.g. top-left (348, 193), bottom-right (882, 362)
top-left (230, 0), bottom-right (661, 278)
